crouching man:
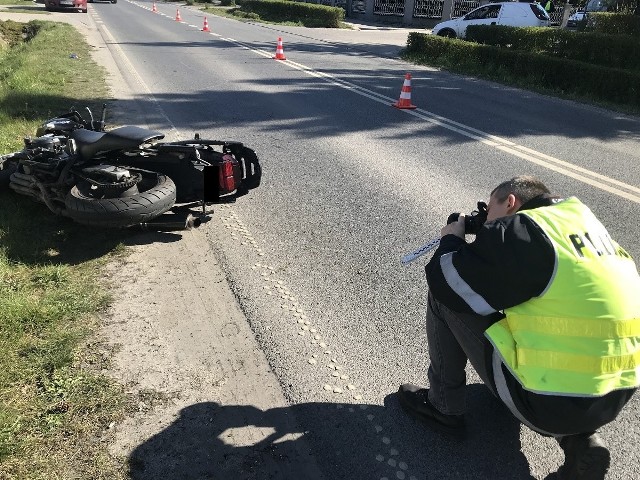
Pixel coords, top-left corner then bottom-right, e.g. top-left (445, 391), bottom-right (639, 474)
top-left (399, 176), bottom-right (639, 480)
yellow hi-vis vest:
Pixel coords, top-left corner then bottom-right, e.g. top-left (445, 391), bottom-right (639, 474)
top-left (485, 197), bottom-right (640, 396)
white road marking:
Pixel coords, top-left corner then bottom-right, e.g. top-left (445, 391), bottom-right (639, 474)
top-left (216, 205), bottom-right (416, 479)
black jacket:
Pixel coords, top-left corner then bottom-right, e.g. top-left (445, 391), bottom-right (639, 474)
top-left (425, 194), bottom-right (558, 314)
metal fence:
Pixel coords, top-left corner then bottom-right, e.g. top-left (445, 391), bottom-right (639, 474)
top-left (298, 0), bottom-right (348, 7)
top-left (451, 0), bottom-right (480, 17)
top-left (351, 0), bottom-right (366, 13)
top-left (413, 0), bottom-right (445, 18)
top-left (373, 0), bottom-right (405, 16)
top-left (548, 4), bottom-right (579, 25)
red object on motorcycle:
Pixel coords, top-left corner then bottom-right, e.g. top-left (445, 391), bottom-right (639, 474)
top-left (219, 153), bottom-right (240, 195)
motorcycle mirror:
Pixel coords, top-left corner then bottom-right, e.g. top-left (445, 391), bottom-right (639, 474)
top-left (85, 107), bottom-right (95, 127)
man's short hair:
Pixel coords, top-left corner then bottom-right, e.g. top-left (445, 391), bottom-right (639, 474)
top-left (491, 175), bottom-right (550, 205)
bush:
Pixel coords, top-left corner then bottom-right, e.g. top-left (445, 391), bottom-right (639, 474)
top-left (233, 10), bottom-right (259, 18)
top-left (236, 0), bottom-right (344, 27)
top-left (220, 0), bottom-right (236, 6)
top-left (584, 12), bottom-right (640, 36)
top-left (404, 32), bottom-right (640, 107)
top-left (465, 25), bottom-right (640, 72)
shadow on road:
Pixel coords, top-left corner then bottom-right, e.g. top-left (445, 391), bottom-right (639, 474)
top-left (128, 385), bottom-right (543, 479)
top-left (0, 191), bottom-right (211, 265)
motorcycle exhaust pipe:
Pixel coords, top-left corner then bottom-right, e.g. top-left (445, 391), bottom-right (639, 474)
top-left (9, 172), bottom-right (35, 188)
top-left (11, 177), bottom-right (65, 216)
top-left (9, 182), bottom-right (41, 199)
top-left (137, 212), bottom-right (202, 231)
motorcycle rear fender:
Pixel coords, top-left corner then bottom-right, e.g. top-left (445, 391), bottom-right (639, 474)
top-left (122, 147), bottom-right (240, 203)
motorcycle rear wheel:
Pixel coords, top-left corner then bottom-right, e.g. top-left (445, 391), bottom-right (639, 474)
top-left (65, 172), bottom-right (176, 228)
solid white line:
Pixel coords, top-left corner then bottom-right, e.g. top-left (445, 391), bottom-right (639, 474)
top-left (496, 145), bottom-right (640, 202)
top-left (512, 144), bottom-right (640, 195)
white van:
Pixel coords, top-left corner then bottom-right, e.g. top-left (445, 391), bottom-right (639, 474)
top-left (431, 2), bottom-right (551, 39)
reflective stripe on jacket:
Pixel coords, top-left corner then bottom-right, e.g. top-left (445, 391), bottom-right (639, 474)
top-left (486, 197), bottom-right (640, 396)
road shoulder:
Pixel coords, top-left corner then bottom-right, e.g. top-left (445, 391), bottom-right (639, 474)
top-left (103, 229), bottom-right (323, 478)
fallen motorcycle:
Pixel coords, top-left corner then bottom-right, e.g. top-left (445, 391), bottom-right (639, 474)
top-left (0, 105), bottom-right (261, 229)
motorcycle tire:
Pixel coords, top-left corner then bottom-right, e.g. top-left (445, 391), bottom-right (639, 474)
top-left (64, 172), bottom-right (176, 228)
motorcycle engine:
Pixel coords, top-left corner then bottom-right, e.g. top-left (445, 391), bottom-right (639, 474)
top-left (24, 134), bottom-right (64, 151)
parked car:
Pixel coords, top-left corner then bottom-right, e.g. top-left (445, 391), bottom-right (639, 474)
top-left (566, 0), bottom-right (610, 28)
top-left (431, 2), bottom-right (550, 39)
top-left (44, 0), bottom-right (87, 12)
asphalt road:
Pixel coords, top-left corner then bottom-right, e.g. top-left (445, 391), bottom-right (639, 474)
top-left (86, 2), bottom-right (640, 479)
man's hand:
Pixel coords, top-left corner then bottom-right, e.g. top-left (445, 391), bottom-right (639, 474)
top-left (440, 214), bottom-right (465, 239)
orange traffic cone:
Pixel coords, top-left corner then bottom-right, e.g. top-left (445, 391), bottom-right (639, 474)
top-left (175, 9), bottom-right (182, 22)
top-left (273, 37), bottom-right (286, 60)
top-left (393, 73), bottom-right (417, 110)
top-left (152, 2), bottom-right (157, 13)
top-left (202, 17), bottom-right (210, 32)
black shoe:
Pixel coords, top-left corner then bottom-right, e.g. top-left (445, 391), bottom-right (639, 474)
top-left (397, 384), bottom-right (465, 439)
top-left (558, 433), bottom-right (610, 480)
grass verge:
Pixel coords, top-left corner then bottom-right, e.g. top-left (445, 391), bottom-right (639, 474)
top-left (0, 19), bottom-right (133, 479)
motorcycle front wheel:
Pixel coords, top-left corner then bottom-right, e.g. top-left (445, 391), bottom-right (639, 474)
top-left (65, 171), bottom-right (176, 228)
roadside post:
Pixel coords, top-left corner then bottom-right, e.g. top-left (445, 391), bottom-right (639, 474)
top-left (560, 2), bottom-right (572, 28)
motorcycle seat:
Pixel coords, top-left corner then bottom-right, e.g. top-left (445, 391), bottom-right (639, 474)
top-left (71, 126), bottom-right (165, 160)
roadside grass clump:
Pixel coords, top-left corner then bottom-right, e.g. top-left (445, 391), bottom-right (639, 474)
top-left (0, 20), bottom-right (109, 152)
top-left (0, 189), bottom-right (134, 479)
top-left (0, 19), bottom-right (134, 479)
top-left (0, 0), bottom-right (47, 14)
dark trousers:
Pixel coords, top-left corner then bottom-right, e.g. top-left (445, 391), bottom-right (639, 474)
top-left (425, 292), bottom-right (636, 436)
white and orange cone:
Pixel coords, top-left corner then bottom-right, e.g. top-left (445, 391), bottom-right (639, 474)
top-left (202, 17), bottom-right (210, 32)
top-left (273, 37), bottom-right (286, 60)
top-left (393, 72), bottom-right (417, 110)
top-left (152, 2), bottom-right (157, 13)
top-left (175, 9), bottom-right (182, 22)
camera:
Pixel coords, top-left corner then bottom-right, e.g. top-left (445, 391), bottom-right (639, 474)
top-left (447, 201), bottom-right (488, 235)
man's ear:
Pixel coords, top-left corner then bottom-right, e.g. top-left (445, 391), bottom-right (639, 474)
top-left (507, 193), bottom-right (520, 213)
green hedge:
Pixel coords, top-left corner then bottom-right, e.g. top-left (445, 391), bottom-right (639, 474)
top-left (584, 12), bottom-right (640, 36)
top-left (404, 32), bottom-right (640, 107)
top-left (236, 0), bottom-right (344, 27)
top-left (465, 25), bottom-right (640, 72)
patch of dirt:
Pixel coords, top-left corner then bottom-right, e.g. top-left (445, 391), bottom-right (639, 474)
top-left (99, 229), bottom-right (322, 478)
